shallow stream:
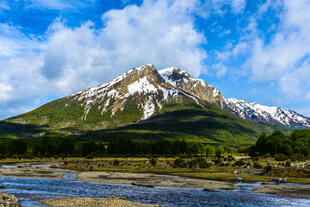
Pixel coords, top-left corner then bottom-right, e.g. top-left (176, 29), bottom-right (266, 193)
top-left (0, 165), bottom-right (309, 207)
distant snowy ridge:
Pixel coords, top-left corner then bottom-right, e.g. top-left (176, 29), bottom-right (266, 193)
top-left (224, 98), bottom-right (310, 128)
top-left (70, 63), bottom-right (310, 128)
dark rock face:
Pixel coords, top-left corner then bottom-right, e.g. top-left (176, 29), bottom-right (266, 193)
top-left (159, 67), bottom-right (224, 108)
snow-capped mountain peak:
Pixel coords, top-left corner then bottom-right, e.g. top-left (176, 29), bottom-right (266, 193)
top-left (159, 67), bottom-right (224, 108)
top-left (69, 64), bottom-right (310, 128)
top-left (70, 64), bottom-right (221, 120)
top-left (224, 98), bottom-right (310, 128)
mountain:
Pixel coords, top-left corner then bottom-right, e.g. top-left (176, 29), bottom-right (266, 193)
top-left (2, 64), bottom-right (292, 145)
top-left (224, 98), bottom-right (310, 128)
top-left (159, 66), bottom-right (224, 108)
top-left (7, 64), bottom-right (225, 129)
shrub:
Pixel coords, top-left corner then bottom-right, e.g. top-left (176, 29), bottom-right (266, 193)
top-left (113, 159), bottom-right (120, 167)
top-left (253, 162), bottom-right (263, 169)
top-left (233, 160), bottom-right (245, 167)
top-left (274, 153), bottom-right (288, 161)
top-left (263, 153), bottom-right (271, 158)
top-left (212, 158), bottom-right (224, 165)
top-left (86, 154), bottom-right (94, 159)
top-left (264, 164), bottom-right (272, 173)
top-left (149, 157), bottom-right (158, 166)
top-left (205, 145), bottom-right (215, 157)
top-left (216, 146), bottom-right (224, 159)
top-left (173, 158), bottom-right (187, 168)
top-left (226, 155), bottom-right (235, 162)
top-left (290, 153), bottom-right (305, 161)
top-left (187, 158), bottom-right (211, 169)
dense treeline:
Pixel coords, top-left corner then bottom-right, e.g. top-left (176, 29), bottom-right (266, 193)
top-left (0, 138), bottom-right (235, 158)
top-left (2, 129), bottom-right (309, 158)
top-left (250, 129), bottom-right (310, 160)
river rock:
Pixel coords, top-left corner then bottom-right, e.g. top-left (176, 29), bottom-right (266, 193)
top-left (0, 192), bottom-right (21, 207)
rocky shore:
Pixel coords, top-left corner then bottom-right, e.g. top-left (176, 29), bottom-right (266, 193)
top-left (41, 196), bottom-right (161, 207)
top-left (0, 192), bottom-right (21, 207)
top-left (77, 171), bottom-right (235, 190)
top-left (252, 184), bottom-right (310, 198)
top-left (0, 165), bottom-right (64, 179)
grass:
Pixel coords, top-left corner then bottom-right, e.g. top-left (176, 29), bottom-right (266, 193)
top-left (0, 156), bottom-right (309, 184)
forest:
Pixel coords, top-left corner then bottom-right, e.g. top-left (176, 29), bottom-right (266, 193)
top-left (250, 129), bottom-right (310, 160)
top-left (0, 129), bottom-right (309, 160)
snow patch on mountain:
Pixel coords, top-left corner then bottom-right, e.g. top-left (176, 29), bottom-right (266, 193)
top-left (70, 64), bottom-right (209, 121)
top-left (128, 77), bottom-right (158, 95)
top-left (224, 98), bottom-right (310, 128)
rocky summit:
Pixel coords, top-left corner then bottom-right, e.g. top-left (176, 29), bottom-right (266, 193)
top-left (72, 64), bottom-right (223, 121)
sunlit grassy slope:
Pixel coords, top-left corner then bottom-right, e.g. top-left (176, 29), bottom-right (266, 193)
top-left (2, 97), bottom-right (289, 146)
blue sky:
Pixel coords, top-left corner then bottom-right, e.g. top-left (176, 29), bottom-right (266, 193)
top-left (0, 0), bottom-right (310, 119)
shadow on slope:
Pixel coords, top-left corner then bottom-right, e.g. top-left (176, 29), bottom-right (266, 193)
top-left (83, 105), bottom-right (264, 145)
top-left (0, 121), bottom-right (46, 138)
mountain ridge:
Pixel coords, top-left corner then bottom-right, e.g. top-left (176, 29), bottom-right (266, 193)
top-left (224, 98), bottom-right (310, 128)
top-left (2, 64), bottom-right (307, 145)
top-left (6, 64), bottom-right (309, 129)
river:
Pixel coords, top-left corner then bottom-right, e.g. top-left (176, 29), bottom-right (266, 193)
top-left (0, 167), bottom-right (309, 207)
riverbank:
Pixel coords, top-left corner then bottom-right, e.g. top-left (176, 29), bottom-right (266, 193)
top-left (252, 184), bottom-right (310, 199)
top-left (0, 164), bottom-right (68, 179)
top-left (77, 171), bottom-right (235, 190)
top-left (41, 196), bottom-right (161, 207)
top-left (1, 158), bottom-right (310, 200)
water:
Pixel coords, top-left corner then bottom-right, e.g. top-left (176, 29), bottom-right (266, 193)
top-left (1, 163), bottom-right (59, 169)
top-left (0, 169), bottom-right (309, 207)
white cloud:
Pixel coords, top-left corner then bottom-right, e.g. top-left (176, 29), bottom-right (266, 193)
top-left (0, 0), bottom-right (9, 10)
top-left (0, 0), bottom-right (207, 118)
top-left (213, 63), bottom-right (227, 77)
top-left (232, 42), bottom-right (248, 56)
top-left (246, 0), bottom-right (310, 98)
top-left (231, 0), bottom-right (246, 14)
top-left (257, 0), bottom-right (282, 16)
top-left (0, 83), bottom-right (13, 102)
top-left (26, 0), bottom-right (94, 10)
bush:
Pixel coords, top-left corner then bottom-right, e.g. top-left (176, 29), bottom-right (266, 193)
top-left (253, 162), bottom-right (263, 169)
top-left (274, 153), bottom-right (288, 161)
top-left (233, 160), bottom-right (245, 167)
top-left (264, 164), bottom-right (272, 173)
top-left (285, 161), bottom-right (291, 167)
top-left (212, 158), bottom-right (224, 165)
top-left (263, 153), bottom-right (271, 158)
top-left (86, 154), bottom-right (94, 159)
top-left (113, 159), bottom-right (120, 167)
top-left (290, 153), bottom-right (305, 161)
top-left (226, 155), bottom-right (235, 162)
top-left (187, 158), bottom-right (211, 169)
top-left (149, 157), bottom-right (158, 166)
top-left (205, 145), bottom-right (215, 157)
top-left (173, 158), bottom-right (187, 168)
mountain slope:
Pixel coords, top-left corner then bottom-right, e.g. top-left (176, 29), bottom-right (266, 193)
top-left (7, 64), bottom-right (223, 130)
top-left (3, 64), bottom-right (287, 145)
top-left (159, 66), bottom-right (224, 108)
top-left (224, 98), bottom-right (310, 128)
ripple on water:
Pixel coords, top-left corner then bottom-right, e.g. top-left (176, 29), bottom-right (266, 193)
top-left (0, 175), bottom-right (309, 207)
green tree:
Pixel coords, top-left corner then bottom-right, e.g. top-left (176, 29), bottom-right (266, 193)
top-left (216, 146), bottom-right (224, 159)
top-left (205, 145), bottom-right (215, 157)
